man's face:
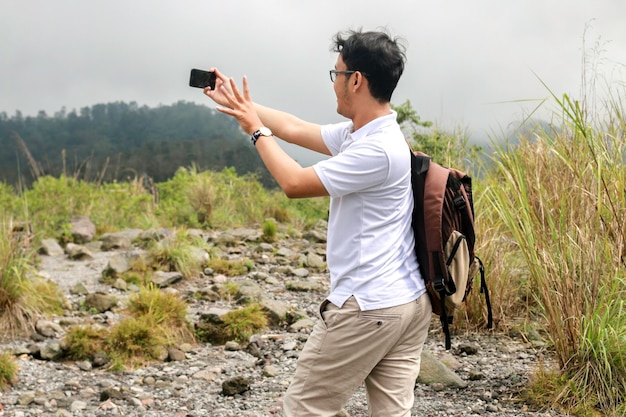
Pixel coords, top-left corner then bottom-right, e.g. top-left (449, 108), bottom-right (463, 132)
top-left (333, 55), bottom-right (353, 119)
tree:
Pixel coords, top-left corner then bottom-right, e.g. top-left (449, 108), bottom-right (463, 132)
top-left (392, 100), bottom-right (481, 170)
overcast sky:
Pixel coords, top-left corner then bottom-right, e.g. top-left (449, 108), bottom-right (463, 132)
top-left (2, 0), bottom-right (625, 163)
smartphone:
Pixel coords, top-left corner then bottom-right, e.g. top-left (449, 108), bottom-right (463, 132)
top-left (189, 69), bottom-right (216, 89)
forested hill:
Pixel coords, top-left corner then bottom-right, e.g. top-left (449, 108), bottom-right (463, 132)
top-left (0, 101), bottom-right (273, 187)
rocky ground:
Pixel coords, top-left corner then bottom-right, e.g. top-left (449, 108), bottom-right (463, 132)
top-left (0, 223), bottom-right (570, 417)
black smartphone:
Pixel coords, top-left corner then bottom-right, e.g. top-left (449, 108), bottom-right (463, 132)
top-left (189, 69), bottom-right (216, 89)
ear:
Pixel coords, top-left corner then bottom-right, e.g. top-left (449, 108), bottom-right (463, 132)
top-left (352, 72), bottom-right (366, 92)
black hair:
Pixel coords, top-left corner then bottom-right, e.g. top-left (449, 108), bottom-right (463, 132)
top-left (331, 28), bottom-right (406, 102)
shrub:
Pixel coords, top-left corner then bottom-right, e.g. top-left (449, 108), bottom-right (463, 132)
top-left (485, 90), bottom-right (626, 415)
top-left (126, 285), bottom-right (195, 345)
top-left (63, 325), bottom-right (107, 361)
top-left (106, 316), bottom-right (166, 369)
top-left (221, 304), bottom-right (268, 343)
top-left (0, 219), bottom-right (64, 337)
top-left (0, 351), bottom-right (18, 389)
top-left (195, 303), bottom-right (268, 345)
top-left (262, 218), bottom-right (277, 242)
top-left (148, 230), bottom-right (209, 279)
top-left (207, 258), bottom-right (248, 277)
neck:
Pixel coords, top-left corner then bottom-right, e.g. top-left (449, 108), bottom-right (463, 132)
top-left (351, 101), bottom-right (392, 131)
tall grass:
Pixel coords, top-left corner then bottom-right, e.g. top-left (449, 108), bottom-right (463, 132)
top-left (0, 219), bottom-right (64, 338)
top-left (0, 166), bottom-right (329, 242)
top-left (485, 91), bottom-right (626, 414)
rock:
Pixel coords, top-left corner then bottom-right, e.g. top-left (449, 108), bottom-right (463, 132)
top-left (303, 229), bottom-right (327, 243)
top-left (100, 232), bottom-right (133, 251)
top-left (150, 270), bottom-right (183, 287)
top-left (261, 299), bottom-right (293, 325)
top-left (100, 387), bottom-right (124, 401)
top-left (285, 280), bottom-right (323, 292)
top-left (439, 352), bottom-right (463, 370)
top-left (39, 238), bottom-right (64, 256)
top-left (192, 367), bottom-right (222, 382)
top-left (40, 340), bottom-right (63, 360)
top-left (102, 250), bottom-right (144, 277)
top-left (305, 252), bottom-right (325, 269)
top-left (458, 343), bottom-right (479, 355)
top-left (292, 267), bottom-right (310, 277)
top-left (289, 317), bottom-right (315, 332)
top-left (237, 279), bottom-right (264, 303)
top-left (69, 216), bottom-right (96, 243)
top-left (469, 371), bottom-right (485, 380)
top-left (221, 376), bottom-right (250, 396)
top-left (69, 282), bottom-right (89, 295)
top-left (188, 246), bottom-right (210, 267)
top-left (167, 347), bottom-right (186, 361)
top-left (92, 353), bottom-right (111, 368)
top-left (84, 293), bottom-right (118, 313)
top-left (224, 341), bottom-right (243, 351)
top-left (263, 365), bottom-right (279, 377)
top-left (417, 350), bottom-right (468, 389)
top-left (35, 320), bottom-right (64, 338)
top-left (64, 243), bottom-right (93, 260)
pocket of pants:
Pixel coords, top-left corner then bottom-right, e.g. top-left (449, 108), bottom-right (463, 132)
top-left (320, 300), bottom-right (340, 329)
top-left (358, 312), bottom-right (401, 326)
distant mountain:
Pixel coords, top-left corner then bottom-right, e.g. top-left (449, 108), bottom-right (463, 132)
top-left (0, 101), bottom-right (273, 187)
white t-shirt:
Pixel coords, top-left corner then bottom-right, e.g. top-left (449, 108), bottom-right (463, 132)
top-left (313, 111), bottom-right (425, 311)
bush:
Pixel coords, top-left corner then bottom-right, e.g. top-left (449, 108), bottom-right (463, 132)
top-left (196, 303), bottom-right (268, 345)
top-left (126, 285), bottom-right (195, 345)
top-left (147, 230), bottom-right (209, 279)
top-left (63, 325), bottom-right (107, 361)
top-left (221, 304), bottom-right (268, 343)
top-left (0, 351), bottom-right (18, 389)
top-left (485, 91), bottom-right (626, 415)
top-left (0, 219), bottom-right (64, 337)
top-left (106, 316), bottom-right (166, 369)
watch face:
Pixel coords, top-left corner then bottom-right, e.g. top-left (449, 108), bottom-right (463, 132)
top-left (259, 127), bottom-right (272, 136)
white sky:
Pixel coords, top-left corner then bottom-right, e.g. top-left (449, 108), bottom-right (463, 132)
top-left (2, 0), bottom-right (625, 163)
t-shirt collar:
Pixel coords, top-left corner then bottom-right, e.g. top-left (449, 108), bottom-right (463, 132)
top-left (349, 111), bottom-right (398, 142)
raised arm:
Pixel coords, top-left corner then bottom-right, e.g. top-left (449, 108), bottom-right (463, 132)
top-left (203, 71), bottom-right (329, 199)
top-left (253, 104), bottom-right (330, 156)
top-left (204, 68), bottom-right (330, 156)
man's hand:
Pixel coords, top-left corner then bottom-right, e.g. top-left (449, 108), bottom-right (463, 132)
top-left (202, 68), bottom-right (235, 108)
top-left (209, 75), bottom-right (263, 136)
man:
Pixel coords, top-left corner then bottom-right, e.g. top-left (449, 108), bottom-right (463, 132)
top-left (203, 29), bottom-right (431, 417)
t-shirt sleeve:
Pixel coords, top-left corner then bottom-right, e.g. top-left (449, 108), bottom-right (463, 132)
top-left (313, 138), bottom-right (390, 198)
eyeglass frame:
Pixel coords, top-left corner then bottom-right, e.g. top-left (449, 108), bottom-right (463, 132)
top-left (329, 69), bottom-right (368, 83)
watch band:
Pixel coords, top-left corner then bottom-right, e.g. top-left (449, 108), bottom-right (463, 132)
top-left (251, 127), bottom-right (273, 146)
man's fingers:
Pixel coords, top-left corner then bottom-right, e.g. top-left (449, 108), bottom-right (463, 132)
top-left (243, 76), bottom-right (251, 101)
top-left (229, 77), bottom-right (246, 103)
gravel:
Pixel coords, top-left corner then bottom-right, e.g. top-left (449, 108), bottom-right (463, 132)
top-left (0, 231), bottom-right (571, 417)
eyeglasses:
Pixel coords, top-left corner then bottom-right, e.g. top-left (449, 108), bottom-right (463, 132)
top-left (329, 69), bottom-right (367, 82)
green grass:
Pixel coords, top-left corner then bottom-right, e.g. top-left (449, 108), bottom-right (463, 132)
top-left (483, 88), bottom-right (626, 416)
top-left (125, 285), bottom-right (195, 345)
top-left (64, 286), bottom-right (196, 370)
top-left (147, 230), bottom-right (209, 279)
top-left (0, 167), bottom-right (329, 243)
top-left (0, 351), bottom-right (18, 389)
top-left (0, 219), bottom-right (65, 337)
top-left (196, 303), bottom-right (269, 345)
top-left (63, 325), bottom-right (107, 361)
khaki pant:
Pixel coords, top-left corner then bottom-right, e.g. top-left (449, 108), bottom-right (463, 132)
top-left (283, 292), bottom-right (432, 417)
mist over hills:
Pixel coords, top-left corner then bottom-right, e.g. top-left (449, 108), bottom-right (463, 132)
top-left (0, 101), bottom-right (274, 188)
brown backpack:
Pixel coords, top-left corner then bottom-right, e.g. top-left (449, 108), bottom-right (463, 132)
top-left (410, 151), bottom-right (493, 349)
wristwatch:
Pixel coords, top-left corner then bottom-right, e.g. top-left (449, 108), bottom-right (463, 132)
top-left (250, 127), bottom-right (273, 146)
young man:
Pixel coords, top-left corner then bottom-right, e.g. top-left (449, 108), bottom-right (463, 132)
top-left (203, 29), bottom-right (431, 417)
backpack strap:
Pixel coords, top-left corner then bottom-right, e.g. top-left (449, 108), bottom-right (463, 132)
top-left (439, 289), bottom-right (452, 350)
top-left (476, 257), bottom-right (493, 329)
top-left (410, 151), bottom-right (430, 282)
